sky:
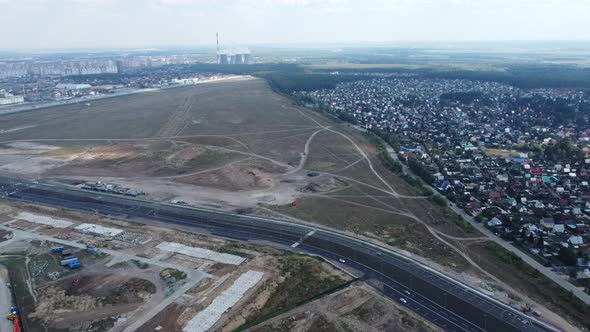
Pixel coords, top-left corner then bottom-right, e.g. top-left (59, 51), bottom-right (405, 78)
top-left (0, 0), bottom-right (589, 50)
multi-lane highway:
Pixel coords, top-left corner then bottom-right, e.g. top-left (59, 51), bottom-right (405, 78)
top-left (0, 176), bottom-right (556, 332)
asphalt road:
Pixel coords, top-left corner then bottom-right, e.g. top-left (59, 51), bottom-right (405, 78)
top-left (0, 176), bottom-right (556, 332)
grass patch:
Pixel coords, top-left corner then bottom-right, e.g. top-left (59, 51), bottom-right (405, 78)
top-left (364, 131), bottom-right (435, 197)
top-left (0, 256), bottom-right (38, 332)
top-left (131, 259), bottom-right (150, 269)
top-left (429, 194), bottom-right (447, 207)
top-left (234, 276), bottom-right (356, 332)
top-left (443, 207), bottom-right (476, 233)
top-left (246, 255), bottom-right (348, 323)
top-left (160, 268), bottom-right (187, 281)
top-left (215, 242), bottom-right (255, 259)
top-left (482, 242), bottom-right (590, 330)
top-left (365, 132), bottom-right (403, 174)
top-left (103, 278), bottom-right (157, 305)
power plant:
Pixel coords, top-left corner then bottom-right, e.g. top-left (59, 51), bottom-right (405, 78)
top-left (216, 32), bottom-right (251, 65)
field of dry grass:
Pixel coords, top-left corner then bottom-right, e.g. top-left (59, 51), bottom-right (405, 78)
top-left (249, 284), bottom-right (441, 332)
top-left (0, 77), bottom-right (486, 272)
top-left (0, 76), bottom-right (583, 330)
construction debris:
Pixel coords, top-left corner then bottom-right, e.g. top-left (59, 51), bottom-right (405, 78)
top-left (14, 212), bottom-right (73, 228)
top-left (30, 287), bottom-right (100, 321)
top-left (183, 271), bottom-right (264, 332)
top-left (156, 242), bottom-right (245, 265)
top-left (74, 223), bottom-right (123, 237)
top-left (114, 231), bottom-right (152, 245)
top-left (47, 272), bottom-right (60, 280)
top-left (81, 181), bottom-right (144, 197)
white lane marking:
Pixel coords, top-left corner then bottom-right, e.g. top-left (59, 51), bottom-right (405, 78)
top-left (292, 229), bottom-right (317, 248)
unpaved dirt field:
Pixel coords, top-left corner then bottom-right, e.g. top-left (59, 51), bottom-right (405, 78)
top-left (0, 202), bottom-right (356, 332)
top-left (0, 78), bottom-right (480, 251)
top-left (0, 78), bottom-right (505, 283)
top-left (1, 77), bottom-right (574, 330)
top-left (248, 284), bottom-right (441, 332)
top-left (0, 77), bottom-right (335, 208)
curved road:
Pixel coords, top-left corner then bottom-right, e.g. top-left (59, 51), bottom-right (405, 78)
top-left (0, 176), bottom-right (556, 332)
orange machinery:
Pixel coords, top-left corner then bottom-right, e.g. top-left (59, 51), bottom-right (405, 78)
top-left (13, 315), bottom-right (21, 332)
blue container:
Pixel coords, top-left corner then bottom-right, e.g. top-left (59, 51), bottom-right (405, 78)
top-left (68, 261), bottom-right (81, 269)
top-left (51, 246), bottom-right (65, 253)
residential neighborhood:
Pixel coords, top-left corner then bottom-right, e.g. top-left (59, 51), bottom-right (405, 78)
top-left (300, 77), bottom-right (590, 288)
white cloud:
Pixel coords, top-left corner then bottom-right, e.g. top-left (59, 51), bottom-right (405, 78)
top-left (0, 0), bottom-right (589, 49)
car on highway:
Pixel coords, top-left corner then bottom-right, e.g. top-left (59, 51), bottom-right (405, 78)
top-left (399, 298), bottom-right (408, 304)
top-left (374, 251), bottom-right (383, 256)
top-left (338, 258), bottom-right (346, 263)
top-left (404, 290), bottom-right (411, 296)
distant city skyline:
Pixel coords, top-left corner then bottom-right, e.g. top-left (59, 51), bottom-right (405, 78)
top-left (1, 0), bottom-right (589, 50)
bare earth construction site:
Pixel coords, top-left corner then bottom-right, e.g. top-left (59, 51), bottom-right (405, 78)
top-left (0, 77), bottom-right (448, 332)
top-left (0, 76), bottom-right (583, 331)
top-left (0, 77), bottom-right (353, 208)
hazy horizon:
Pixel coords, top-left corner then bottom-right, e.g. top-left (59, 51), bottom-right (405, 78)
top-left (1, 0), bottom-right (590, 51)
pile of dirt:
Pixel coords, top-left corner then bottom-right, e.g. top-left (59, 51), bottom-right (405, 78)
top-left (166, 145), bottom-right (207, 167)
top-left (182, 164), bottom-right (275, 191)
top-left (298, 177), bottom-right (345, 194)
top-left (102, 278), bottom-right (157, 305)
top-left (69, 143), bottom-right (136, 162)
top-left (30, 286), bottom-right (101, 321)
top-left (61, 273), bottom-right (156, 305)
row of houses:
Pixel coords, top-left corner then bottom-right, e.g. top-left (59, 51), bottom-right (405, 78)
top-left (301, 78), bottom-right (590, 271)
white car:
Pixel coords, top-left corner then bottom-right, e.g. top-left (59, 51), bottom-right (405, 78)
top-left (404, 290), bottom-right (411, 296)
top-left (399, 298), bottom-right (408, 304)
top-left (338, 258), bottom-right (346, 263)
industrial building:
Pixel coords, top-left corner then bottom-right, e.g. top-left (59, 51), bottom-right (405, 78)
top-left (0, 89), bottom-right (24, 105)
top-left (55, 83), bottom-right (92, 90)
top-left (217, 49), bottom-right (251, 65)
top-left (0, 59), bottom-right (117, 78)
top-left (216, 32), bottom-right (251, 65)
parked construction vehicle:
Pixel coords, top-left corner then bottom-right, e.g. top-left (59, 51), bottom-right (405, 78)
top-left (6, 307), bottom-right (17, 320)
top-left (6, 307), bottom-right (21, 332)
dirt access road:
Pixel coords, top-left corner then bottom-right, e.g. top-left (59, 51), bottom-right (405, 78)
top-left (0, 264), bottom-right (13, 332)
top-left (0, 224), bottom-right (210, 332)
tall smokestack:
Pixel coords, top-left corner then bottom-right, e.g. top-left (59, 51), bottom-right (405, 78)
top-left (216, 32), bottom-right (220, 64)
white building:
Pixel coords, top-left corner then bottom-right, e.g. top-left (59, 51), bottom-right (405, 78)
top-left (0, 90), bottom-right (24, 105)
top-left (56, 83), bottom-right (92, 90)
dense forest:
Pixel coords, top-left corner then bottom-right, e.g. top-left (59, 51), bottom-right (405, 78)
top-left (311, 64), bottom-right (590, 90)
top-left (261, 72), bottom-right (368, 93)
top-left (505, 96), bottom-right (590, 128)
top-left (67, 61), bottom-right (590, 92)
top-left (544, 139), bottom-right (585, 163)
top-left (439, 91), bottom-right (488, 105)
